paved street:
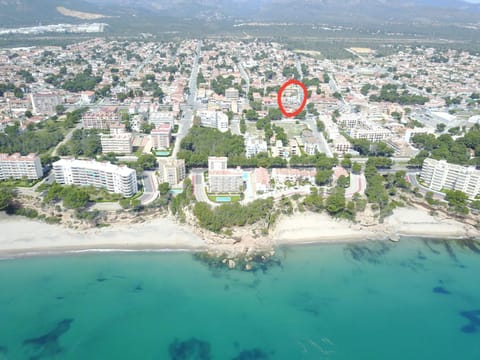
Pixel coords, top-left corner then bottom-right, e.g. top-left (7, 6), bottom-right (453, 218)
top-left (139, 171), bottom-right (159, 205)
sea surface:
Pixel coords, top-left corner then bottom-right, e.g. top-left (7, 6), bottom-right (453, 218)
top-left (1, 238), bottom-right (480, 359)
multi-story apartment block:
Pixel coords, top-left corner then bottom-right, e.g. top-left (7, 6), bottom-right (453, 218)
top-left (208, 157), bottom-right (228, 171)
top-left (420, 158), bottom-right (480, 199)
top-left (207, 156), bottom-right (243, 193)
top-left (350, 127), bottom-right (391, 142)
top-left (198, 110), bottom-right (229, 133)
top-left (225, 88), bottom-right (239, 101)
top-left (0, 153), bottom-right (43, 180)
top-left (30, 93), bottom-right (61, 115)
top-left (151, 123), bottom-right (172, 149)
top-left (158, 158), bottom-right (186, 186)
top-left (245, 137), bottom-right (268, 158)
top-left (149, 112), bottom-right (175, 128)
top-left (304, 137), bottom-right (320, 156)
top-left (53, 159), bottom-right (138, 197)
top-left (208, 168), bottom-right (244, 194)
top-left (100, 124), bottom-right (132, 154)
top-left (82, 107), bottom-right (121, 129)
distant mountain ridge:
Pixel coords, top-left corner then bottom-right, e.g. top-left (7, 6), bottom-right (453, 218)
top-left (1, 0), bottom-right (479, 29)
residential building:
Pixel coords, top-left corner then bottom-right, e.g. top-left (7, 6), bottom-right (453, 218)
top-left (198, 110), bottom-right (229, 133)
top-left (304, 137), bottom-right (320, 156)
top-left (225, 88), bottom-right (239, 101)
top-left (81, 91), bottom-right (96, 104)
top-left (245, 137), bottom-right (268, 158)
top-left (151, 123), bottom-right (172, 149)
top-left (82, 107), bottom-right (121, 129)
top-left (271, 168), bottom-right (317, 185)
top-left (208, 168), bottom-right (244, 194)
top-left (350, 127), bottom-right (391, 142)
top-left (100, 124), bottom-right (132, 154)
top-left (158, 158), bottom-right (186, 186)
top-left (53, 159), bottom-right (138, 197)
top-left (149, 112), bottom-right (175, 127)
top-left (30, 93), bottom-right (61, 115)
top-left (208, 157), bottom-right (228, 171)
top-left (0, 153), bottom-right (43, 180)
top-left (420, 158), bottom-right (480, 199)
top-left (253, 167), bottom-right (271, 193)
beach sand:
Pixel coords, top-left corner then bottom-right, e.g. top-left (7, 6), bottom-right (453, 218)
top-left (0, 213), bottom-right (206, 257)
top-left (1, 206), bottom-right (478, 257)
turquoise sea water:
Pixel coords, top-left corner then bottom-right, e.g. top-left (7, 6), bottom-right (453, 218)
top-left (1, 238), bottom-right (480, 359)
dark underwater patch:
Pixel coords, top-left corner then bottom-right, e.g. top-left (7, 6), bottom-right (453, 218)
top-left (192, 252), bottom-right (282, 274)
top-left (459, 310), bottom-right (480, 333)
top-left (345, 242), bottom-right (392, 264)
top-left (168, 337), bottom-right (211, 360)
top-left (232, 348), bottom-right (270, 360)
top-left (23, 319), bottom-right (73, 359)
top-left (96, 277), bottom-right (108, 282)
top-left (0, 345), bottom-right (7, 354)
top-left (456, 239), bottom-right (480, 255)
top-left (134, 284), bottom-right (143, 292)
top-left (433, 286), bottom-right (451, 295)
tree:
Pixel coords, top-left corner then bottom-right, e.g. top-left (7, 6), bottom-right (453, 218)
top-left (0, 185), bottom-right (14, 210)
top-left (136, 154), bottom-right (157, 170)
top-left (56, 105), bottom-right (66, 115)
top-left (326, 187), bottom-right (346, 216)
top-left (315, 170), bottom-right (333, 186)
top-left (316, 119), bottom-right (325, 132)
top-left (337, 175), bottom-right (350, 188)
top-left (62, 187), bottom-right (89, 209)
top-left (436, 123), bottom-right (446, 133)
top-left (159, 182), bottom-right (171, 195)
top-left (445, 190), bottom-right (469, 214)
top-left (352, 162), bottom-right (362, 174)
top-left (25, 110), bottom-right (33, 118)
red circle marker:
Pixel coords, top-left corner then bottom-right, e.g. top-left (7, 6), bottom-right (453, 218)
top-left (277, 79), bottom-right (308, 118)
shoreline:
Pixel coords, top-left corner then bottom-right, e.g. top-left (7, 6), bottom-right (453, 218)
top-left (1, 206), bottom-right (479, 260)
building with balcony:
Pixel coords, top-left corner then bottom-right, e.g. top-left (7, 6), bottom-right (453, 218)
top-left (158, 158), bottom-right (186, 186)
top-left (82, 107), bottom-right (121, 129)
top-left (53, 159), bottom-right (138, 197)
top-left (0, 153), bottom-right (43, 180)
top-left (151, 123), bottom-right (172, 149)
top-left (420, 158), bottom-right (480, 199)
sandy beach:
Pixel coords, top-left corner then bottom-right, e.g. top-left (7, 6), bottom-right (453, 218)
top-left (272, 207), bottom-right (480, 245)
top-left (1, 206), bottom-right (478, 258)
top-left (0, 213), bottom-right (206, 258)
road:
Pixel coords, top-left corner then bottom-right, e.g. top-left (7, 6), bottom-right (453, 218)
top-left (406, 173), bottom-right (445, 199)
top-left (305, 117), bottom-right (333, 158)
top-left (138, 170), bottom-right (159, 205)
top-left (345, 173), bottom-right (366, 198)
top-left (294, 55), bottom-right (303, 80)
top-left (237, 61), bottom-right (250, 95)
top-left (172, 41), bottom-right (202, 159)
top-left (190, 169), bottom-right (217, 205)
top-left (52, 121), bottom-right (83, 156)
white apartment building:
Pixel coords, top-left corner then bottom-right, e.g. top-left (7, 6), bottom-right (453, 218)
top-left (0, 153), bottom-right (43, 180)
top-left (30, 93), bottom-right (61, 115)
top-left (100, 124), bottom-right (132, 154)
top-left (207, 156), bottom-right (243, 193)
top-left (208, 157), bottom-right (228, 171)
top-left (350, 127), bottom-right (391, 142)
top-left (158, 158), bottom-right (186, 186)
top-left (304, 137), bottom-right (320, 156)
top-left (198, 110), bottom-right (229, 133)
top-left (208, 168), bottom-right (244, 194)
top-left (82, 107), bottom-right (121, 129)
top-left (151, 123), bottom-right (171, 149)
top-left (420, 158), bottom-right (480, 199)
top-left (245, 137), bottom-right (268, 158)
top-left (53, 159), bottom-right (138, 197)
top-left (225, 88), bottom-right (239, 101)
top-left (149, 112), bottom-right (175, 127)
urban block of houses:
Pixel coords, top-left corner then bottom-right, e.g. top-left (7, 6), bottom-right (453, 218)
top-left (271, 168), bottom-right (317, 185)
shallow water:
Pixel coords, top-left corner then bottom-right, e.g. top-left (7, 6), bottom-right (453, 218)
top-left (0, 238), bottom-right (480, 359)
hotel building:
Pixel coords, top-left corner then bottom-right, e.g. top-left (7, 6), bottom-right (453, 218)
top-left (53, 159), bottom-right (138, 197)
top-left (198, 110), bottom-right (229, 133)
top-left (0, 153), bottom-right (43, 180)
top-left (420, 158), bottom-right (480, 199)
